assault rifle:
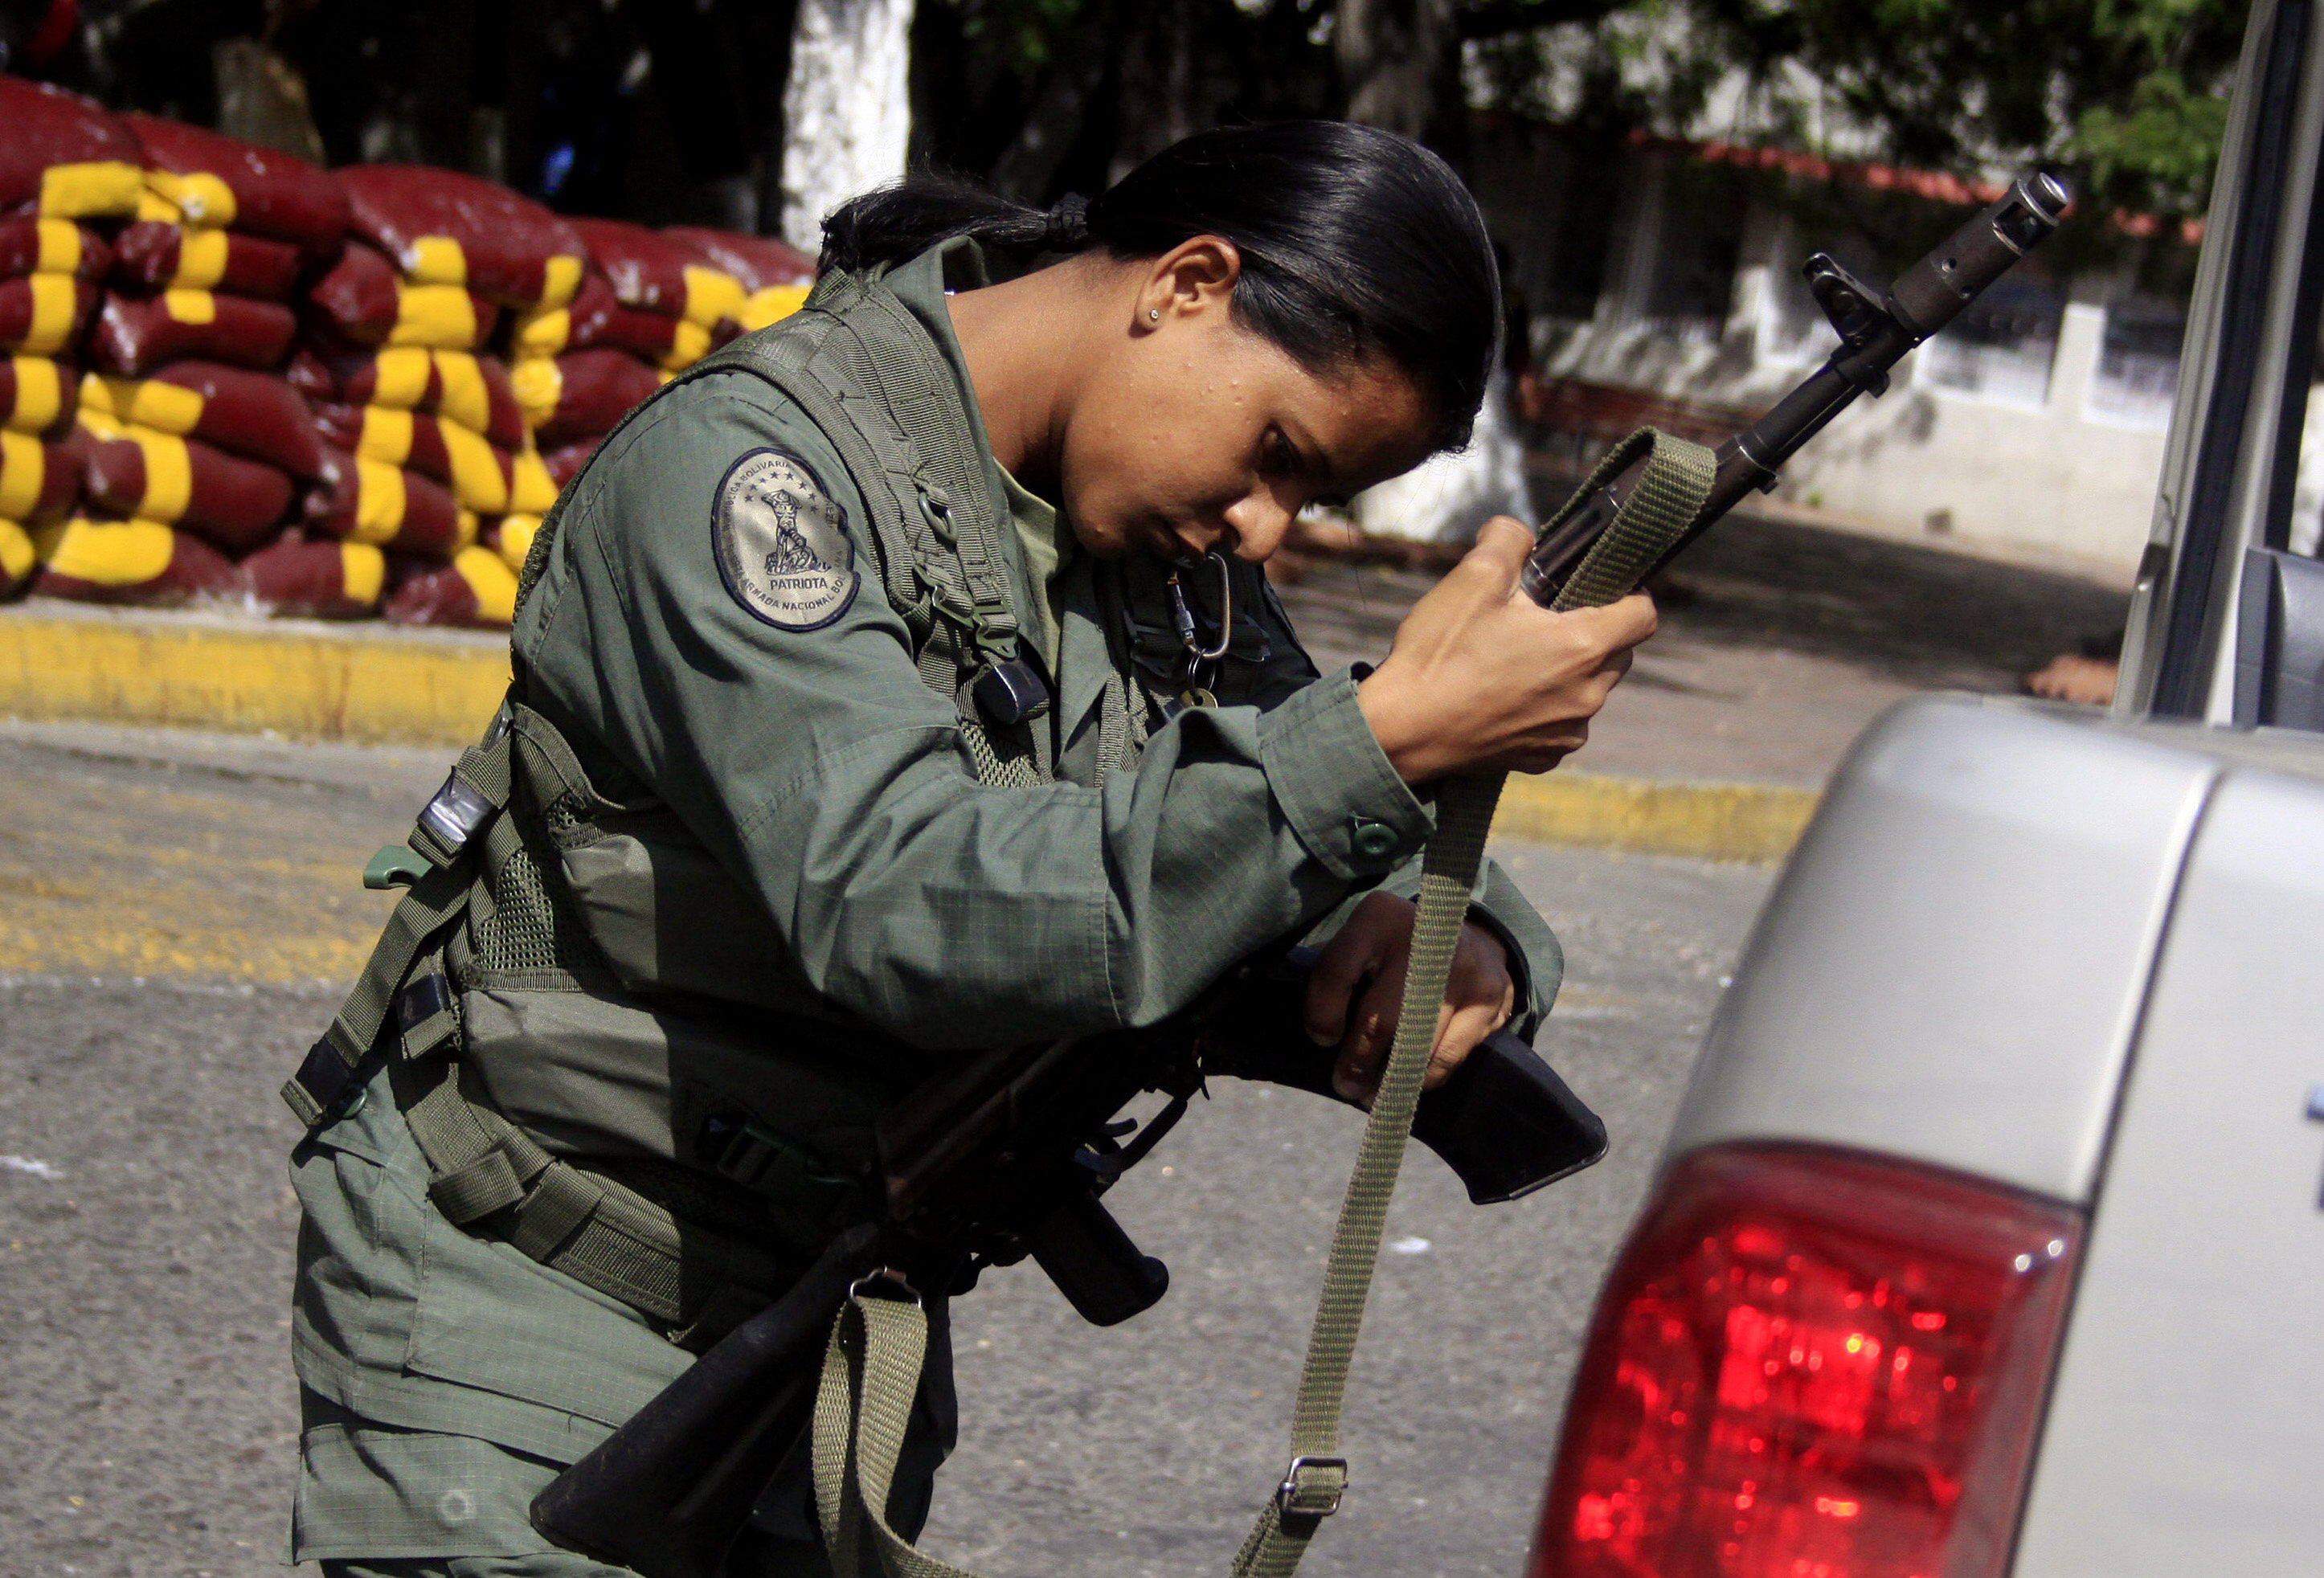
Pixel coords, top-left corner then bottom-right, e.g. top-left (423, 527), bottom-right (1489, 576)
top-left (533, 170), bottom-right (2071, 1578)
top-left (532, 950), bottom-right (1605, 1578)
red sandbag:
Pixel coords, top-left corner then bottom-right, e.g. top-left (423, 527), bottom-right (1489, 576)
top-left (305, 242), bottom-right (496, 350)
top-left (383, 543), bottom-right (518, 628)
top-left (91, 289), bottom-right (294, 375)
top-left (571, 218), bottom-right (745, 327)
top-left (0, 517), bottom-right (32, 595)
top-left (243, 531), bottom-right (386, 617)
top-left (520, 348), bottom-right (662, 448)
top-left (0, 275), bottom-right (93, 355)
top-left (0, 78), bottom-right (146, 220)
top-left (2, 355), bottom-right (75, 437)
top-left (80, 361), bottom-right (325, 478)
top-left (32, 516), bottom-right (242, 604)
top-left (509, 268), bottom-right (704, 366)
top-left (111, 221), bottom-right (301, 300)
top-left (336, 166), bottom-right (585, 310)
top-left (567, 277), bottom-right (707, 368)
top-left (313, 402), bottom-right (520, 514)
top-left (82, 428), bottom-right (292, 549)
top-left (661, 227), bottom-right (815, 294)
top-left (0, 427), bottom-right (83, 525)
top-left (333, 348), bottom-right (525, 448)
top-left (304, 445), bottom-right (473, 555)
top-left (125, 113), bottom-right (350, 250)
top-left (542, 436), bottom-right (599, 488)
top-left (0, 218), bottom-right (111, 283)
top-left (507, 268), bottom-right (609, 358)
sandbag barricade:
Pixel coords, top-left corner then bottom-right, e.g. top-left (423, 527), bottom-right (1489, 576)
top-left (305, 445), bottom-right (476, 558)
top-left (124, 114), bottom-right (350, 256)
top-left (662, 225), bottom-right (814, 333)
top-left (0, 218), bottom-right (112, 283)
top-left (313, 347), bottom-right (527, 449)
top-left (2, 355), bottom-right (76, 437)
top-left (79, 415), bottom-right (294, 550)
top-left (304, 242), bottom-right (498, 353)
top-left (242, 532), bottom-right (386, 618)
top-left (0, 427), bottom-right (84, 525)
top-left (0, 79), bottom-right (829, 628)
top-left (383, 544), bottom-right (518, 629)
top-left (0, 79), bottom-right (146, 223)
top-left (81, 362), bottom-right (326, 477)
top-left (31, 516), bottom-right (242, 605)
top-left (111, 220), bottom-right (301, 299)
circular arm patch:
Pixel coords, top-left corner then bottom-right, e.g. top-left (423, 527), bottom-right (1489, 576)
top-left (711, 448), bottom-right (858, 631)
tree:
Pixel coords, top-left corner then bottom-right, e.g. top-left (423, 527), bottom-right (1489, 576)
top-left (1655, 0), bottom-right (2248, 222)
top-left (781, 0), bottom-right (919, 250)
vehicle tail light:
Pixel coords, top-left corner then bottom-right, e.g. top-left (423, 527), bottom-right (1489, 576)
top-left (1528, 1143), bottom-right (2081, 1578)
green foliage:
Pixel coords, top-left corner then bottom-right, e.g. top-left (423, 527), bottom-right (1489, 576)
top-left (1681, 0), bottom-right (2250, 220)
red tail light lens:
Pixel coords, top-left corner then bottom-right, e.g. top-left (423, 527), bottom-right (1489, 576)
top-left (1528, 1143), bottom-right (2081, 1578)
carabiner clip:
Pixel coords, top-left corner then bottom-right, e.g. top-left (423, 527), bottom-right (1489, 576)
top-left (1165, 551), bottom-right (1235, 664)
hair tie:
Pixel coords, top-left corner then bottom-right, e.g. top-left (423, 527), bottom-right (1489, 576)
top-left (1043, 194), bottom-right (1090, 251)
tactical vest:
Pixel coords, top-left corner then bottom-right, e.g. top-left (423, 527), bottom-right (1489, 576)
top-left (284, 256), bottom-right (1163, 1349)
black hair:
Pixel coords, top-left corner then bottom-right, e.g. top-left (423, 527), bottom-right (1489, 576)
top-left (820, 122), bottom-right (1501, 451)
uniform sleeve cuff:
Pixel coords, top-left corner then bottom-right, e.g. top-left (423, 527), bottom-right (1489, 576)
top-left (1261, 665), bottom-right (1430, 880)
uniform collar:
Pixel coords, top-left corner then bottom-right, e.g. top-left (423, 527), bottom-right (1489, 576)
top-left (877, 237), bottom-right (1039, 631)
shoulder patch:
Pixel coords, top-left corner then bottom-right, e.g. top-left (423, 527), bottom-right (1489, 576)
top-left (711, 448), bottom-right (858, 631)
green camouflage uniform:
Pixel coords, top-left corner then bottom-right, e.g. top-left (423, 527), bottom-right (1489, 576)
top-left (288, 239), bottom-right (1562, 1575)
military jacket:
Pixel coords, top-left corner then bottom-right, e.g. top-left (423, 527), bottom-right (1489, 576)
top-left (289, 240), bottom-right (1563, 1552)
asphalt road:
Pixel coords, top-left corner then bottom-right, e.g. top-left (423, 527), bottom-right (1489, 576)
top-left (0, 724), bottom-right (1775, 1578)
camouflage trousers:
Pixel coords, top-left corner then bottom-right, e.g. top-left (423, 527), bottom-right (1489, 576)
top-left (290, 1064), bottom-right (954, 1572)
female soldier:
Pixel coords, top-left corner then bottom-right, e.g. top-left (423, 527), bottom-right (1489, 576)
top-left (288, 121), bottom-right (1655, 1576)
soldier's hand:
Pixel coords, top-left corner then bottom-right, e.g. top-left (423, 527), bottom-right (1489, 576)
top-left (1358, 515), bottom-right (1655, 781)
top-left (1303, 891), bottom-right (1516, 1104)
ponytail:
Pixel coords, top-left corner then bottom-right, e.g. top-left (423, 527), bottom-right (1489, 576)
top-left (819, 180), bottom-right (1089, 275)
top-left (820, 123), bottom-right (1500, 449)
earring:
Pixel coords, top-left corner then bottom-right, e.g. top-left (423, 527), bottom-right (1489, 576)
top-left (1148, 309), bottom-right (1160, 321)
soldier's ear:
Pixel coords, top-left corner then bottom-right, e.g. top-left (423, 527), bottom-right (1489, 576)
top-left (1138, 236), bottom-right (1242, 328)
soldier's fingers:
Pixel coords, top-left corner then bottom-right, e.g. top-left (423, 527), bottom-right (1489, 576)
top-left (1425, 999), bottom-right (1504, 1089)
top-left (1331, 967), bottom-right (1404, 1102)
top-left (1457, 515), bottom-right (1534, 597)
top-left (1301, 925), bottom-right (1385, 1050)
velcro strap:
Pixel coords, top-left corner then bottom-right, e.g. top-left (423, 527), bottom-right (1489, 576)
top-left (394, 969), bottom-right (461, 1061)
top-left (281, 1035), bottom-right (360, 1127)
top-left (428, 1141), bottom-right (547, 1224)
top-left (505, 1163), bottom-right (607, 1262)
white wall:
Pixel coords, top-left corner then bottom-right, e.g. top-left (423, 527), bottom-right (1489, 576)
top-left (1524, 166), bottom-right (2171, 574)
top-left (1772, 305), bottom-right (2168, 568)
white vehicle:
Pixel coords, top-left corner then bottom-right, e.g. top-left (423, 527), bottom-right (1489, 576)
top-left (1522, 2), bottom-right (2324, 1574)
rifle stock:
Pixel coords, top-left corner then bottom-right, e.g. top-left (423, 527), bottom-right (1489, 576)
top-left (529, 1226), bottom-right (878, 1578)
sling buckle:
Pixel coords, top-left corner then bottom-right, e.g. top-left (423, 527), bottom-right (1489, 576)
top-left (1275, 1455), bottom-right (1348, 1519)
top-left (849, 1267), bottom-right (922, 1307)
top-left (417, 771), bottom-right (495, 854)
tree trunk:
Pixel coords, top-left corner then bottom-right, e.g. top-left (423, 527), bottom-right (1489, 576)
top-left (1109, 0), bottom-right (1203, 183)
top-left (779, 0), bottom-right (916, 253)
top-left (1334, 0), bottom-right (1462, 154)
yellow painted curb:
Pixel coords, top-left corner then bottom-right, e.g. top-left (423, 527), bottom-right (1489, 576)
top-left (1493, 770), bottom-right (1819, 864)
top-left (0, 604), bottom-right (508, 746)
top-left (0, 604), bottom-right (1821, 862)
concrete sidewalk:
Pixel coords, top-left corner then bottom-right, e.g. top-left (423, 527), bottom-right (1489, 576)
top-left (1276, 505), bottom-right (2134, 788)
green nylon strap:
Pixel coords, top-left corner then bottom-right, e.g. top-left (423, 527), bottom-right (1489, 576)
top-left (1229, 427), bottom-right (1714, 1578)
top-left (812, 1287), bottom-right (980, 1578)
top-left (804, 427), bottom-right (1716, 1578)
top-left (1548, 429), bottom-right (1720, 615)
top-left (278, 718), bottom-right (518, 1125)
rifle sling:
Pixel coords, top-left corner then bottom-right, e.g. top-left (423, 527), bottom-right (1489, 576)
top-left (805, 426), bottom-right (1716, 1577)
